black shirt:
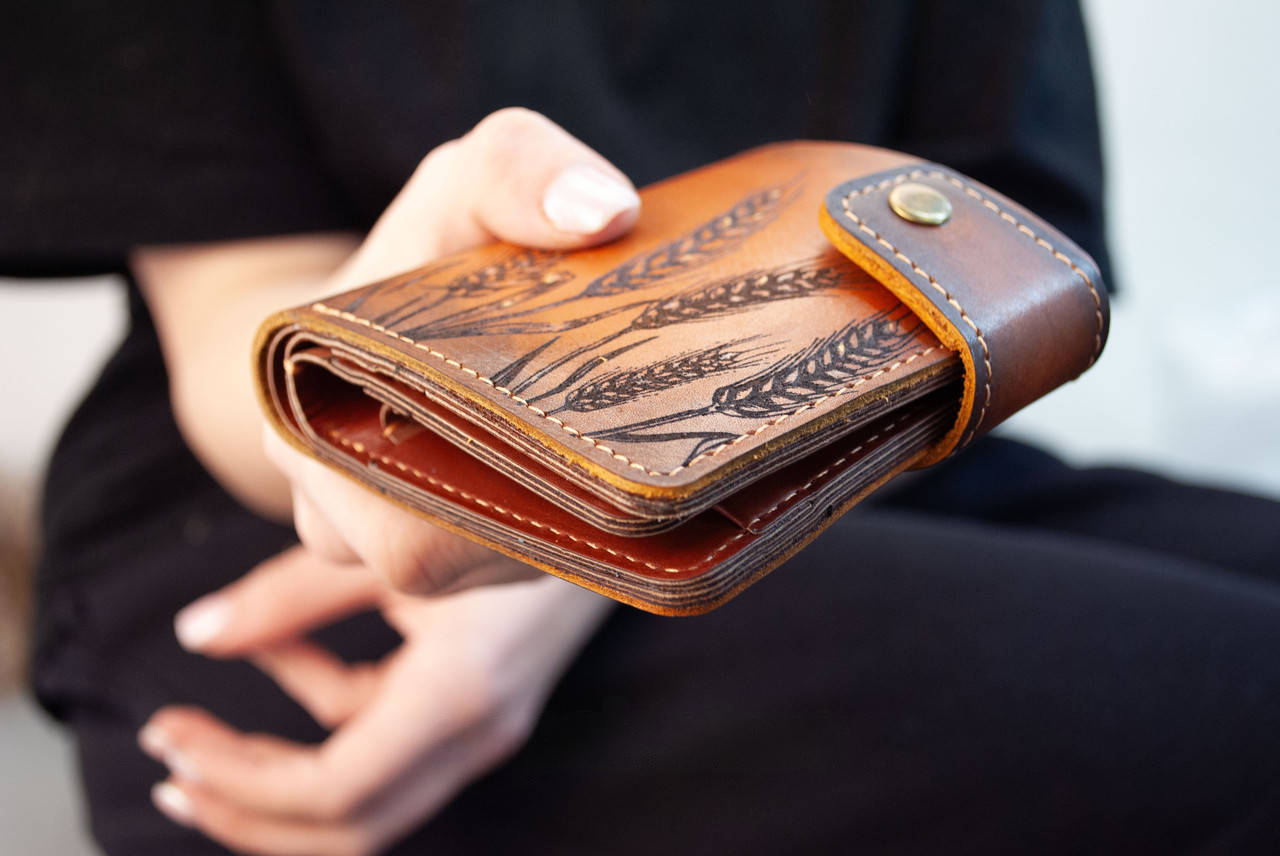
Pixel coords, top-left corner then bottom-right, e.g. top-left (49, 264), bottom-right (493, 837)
top-left (2, 0), bottom-right (1109, 277)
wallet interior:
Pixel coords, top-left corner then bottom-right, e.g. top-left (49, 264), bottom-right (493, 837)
top-left (273, 333), bottom-right (959, 611)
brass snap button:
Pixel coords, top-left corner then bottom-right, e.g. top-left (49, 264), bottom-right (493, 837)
top-left (888, 182), bottom-right (952, 226)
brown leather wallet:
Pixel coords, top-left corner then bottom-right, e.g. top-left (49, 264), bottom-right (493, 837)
top-left (255, 142), bottom-right (1108, 615)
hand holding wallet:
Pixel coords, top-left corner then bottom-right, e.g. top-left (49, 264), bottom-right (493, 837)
top-left (255, 142), bottom-right (1108, 614)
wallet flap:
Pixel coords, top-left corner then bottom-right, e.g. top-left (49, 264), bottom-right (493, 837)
top-left (819, 165), bottom-right (1110, 462)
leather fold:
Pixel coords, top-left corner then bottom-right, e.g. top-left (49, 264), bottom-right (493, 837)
top-left (819, 164), bottom-right (1109, 462)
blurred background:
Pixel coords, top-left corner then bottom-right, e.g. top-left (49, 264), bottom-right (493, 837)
top-left (1, 2), bottom-right (1276, 852)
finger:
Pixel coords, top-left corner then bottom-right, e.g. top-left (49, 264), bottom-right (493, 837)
top-left (291, 488), bottom-right (361, 565)
top-left (137, 651), bottom-right (499, 824)
top-left (140, 582), bottom-right (603, 828)
top-left (140, 706), bottom-right (322, 816)
top-left (149, 722), bottom-right (497, 856)
top-left (324, 716), bottom-right (520, 854)
top-left (265, 431), bottom-right (510, 595)
top-left (426, 558), bottom-right (544, 600)
top-left (251, 641), bottom-right (385, 729)
top-left (332, 107), bottom-right (640, 289)
top-left (460, 107), bottom-right (640, 245)
top-left (174, 544), bottom-right (383, 656)
top-left (152, 779), bottom-right (371, 856)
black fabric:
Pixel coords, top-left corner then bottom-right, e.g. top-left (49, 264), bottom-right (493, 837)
top-left (10, 0), bottom-right (1280, 853)
top-left (35, 394), bottom-right (1280, 852)
top-left (1, 0), bottom-right (1111, 284)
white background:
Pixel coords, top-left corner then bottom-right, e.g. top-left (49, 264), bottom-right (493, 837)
top-left (1, 2), bottom-right (1277, 852)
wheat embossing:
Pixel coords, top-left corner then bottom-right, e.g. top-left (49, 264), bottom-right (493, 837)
top-left (585, 304), bottom-right (927, 463)
top-left (405, 181), bottom-right (801, 342)
top-left (375, 249), bottom-right (571, 330)
top-left (557, 339), bottom-right (769, 414)
top-left (515, 262), bottom-right (863, 401)
top-left (632, 264), bottom-right (863, 329)
top-left (709, 305), bottom-right (923, 420)
top-left (583, 184), bottom-right (795, 298)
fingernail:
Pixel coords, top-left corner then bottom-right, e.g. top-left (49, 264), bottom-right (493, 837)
top-left (138, 722), bottom-right (170, 759)
top-left (163, 750), bottom-right (203, 784)
top-left (542, 165), bottom-right (639, 234)
top-left (152, 782), bottom-right (195, 826)
top-left (174, 595), bottom-right (232, 651)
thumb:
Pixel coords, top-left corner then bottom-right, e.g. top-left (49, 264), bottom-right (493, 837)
top-left (332, 107), bottom-right (641, 289)
top-left (174, 544), bottom-right (383, 657)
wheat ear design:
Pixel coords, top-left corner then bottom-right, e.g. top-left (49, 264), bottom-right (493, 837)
top-left (378, 249), bottom-right (570, 330)
top-left (556, 339), bottom-right (769, 414)
top-left (516, 262), bottom-right (859, 401)
top-left (587, 303), bottom-right (926, 446)
top-left (583, 184), bottom-right (793, 298)
top-left (632, 264), bottom-right (862, 329)
top-left (709, 305), bottom-right (923, 419)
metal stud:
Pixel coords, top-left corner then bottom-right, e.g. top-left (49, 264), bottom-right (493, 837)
top-left (888, 182), bottom-right (952, 226)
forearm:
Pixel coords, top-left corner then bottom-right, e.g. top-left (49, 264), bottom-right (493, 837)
top-left (132, 233), bottom-right (361, 520)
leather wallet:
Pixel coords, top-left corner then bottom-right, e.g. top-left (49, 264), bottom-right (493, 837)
top-left (255, 142), bottom-right (1108, 615)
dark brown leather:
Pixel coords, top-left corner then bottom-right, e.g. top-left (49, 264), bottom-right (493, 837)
top-left (253, 142), bottom-right (1104, 615)
top-left (821, 164), bottom-right (1109, 461)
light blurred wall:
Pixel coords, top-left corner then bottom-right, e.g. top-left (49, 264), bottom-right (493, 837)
top-left (0, 278), bottom-right (126, 489)
top-left (1002, 0), bottom-right (1280, 497)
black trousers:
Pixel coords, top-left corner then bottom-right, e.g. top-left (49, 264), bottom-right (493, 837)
top-left (31, 322), bottom-right (1280, 854)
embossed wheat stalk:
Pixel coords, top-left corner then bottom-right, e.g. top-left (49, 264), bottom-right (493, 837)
top-left (416, 182), bottom-right (799, 342)
top-left (377, 249), bottom-right (570, 330)
top-left (631, 265), bottom-right (853, 329)
top-left (709, 306), bottom-right (922, 420)
top-left (584, 184), bottom-right (792, 297)
top-left (444, 249), bottom-right (568, 297)
top-left (559, 340), bottom-right (766, 413)
top-left (587, 303), bottom-right (926, 458)
top-left (516, 263), bottom-right (858, 401)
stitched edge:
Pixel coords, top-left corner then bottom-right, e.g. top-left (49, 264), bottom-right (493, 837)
top-left (326, 429), bottom-right (684, 574)
top-left (932, 171), bottom-right (1105, 365)
top-left (309, 301), bottom-right (933, 478)
top-left (325, 424), bottom-right (884, 576)
top-left (839, 172), bottom-right (992, 445)
top-left (837, 166), bottom-right (1106, 447)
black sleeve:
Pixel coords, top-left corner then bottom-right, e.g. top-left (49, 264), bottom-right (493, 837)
top-left (0, 0), bottom-right (357, 278)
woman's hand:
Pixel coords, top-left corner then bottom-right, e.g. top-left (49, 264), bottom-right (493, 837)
top-left (134, 107), bottom-right (640, 525)
top-left (266, 108), bottom-right (642, 595)
top-left (139, 544), bottom-right (613, 856)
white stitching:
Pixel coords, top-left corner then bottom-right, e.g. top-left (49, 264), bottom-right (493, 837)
top-left (326, 429), bottom-right (683, 574)
top-left (932, 172), bottom-right (1105, 365)
top-left (310, 301), bottom-right (933, 477)
top-left (739, 422), bottom-right (894, 531)
top-left (325, 420), bottom-right (884, 577)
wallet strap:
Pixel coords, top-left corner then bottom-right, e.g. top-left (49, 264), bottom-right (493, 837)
top-left (819, 163), bottom-right (1109, 462)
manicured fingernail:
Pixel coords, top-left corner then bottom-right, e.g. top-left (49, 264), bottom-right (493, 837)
top-left (542, 164), bottom-right (639, 234)
top-left (152, 782), bottom-right (195, 826)
top-left (163, 750), bottom-right (203, 784)
top-left (138, 722), bottom-right (169, 759)
top-left (174, 595), bottom-right (232, 651)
